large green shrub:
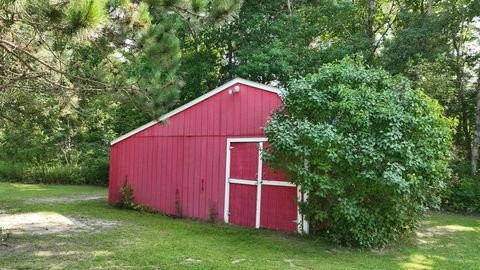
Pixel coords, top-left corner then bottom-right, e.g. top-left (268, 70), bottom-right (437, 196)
top-left (264, 58), bottom-right (454, 247)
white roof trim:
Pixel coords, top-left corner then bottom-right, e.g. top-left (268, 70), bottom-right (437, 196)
top-left (111, 78), bottom-right (281, 145)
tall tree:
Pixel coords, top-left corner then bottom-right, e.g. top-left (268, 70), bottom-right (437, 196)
top-left (178, 0), bottom-right (371, 102)
top-left (471, 70), bottom-right (480, 175)
top-left (0, 0), bottom-right (242, 182)
top-left (0, 0), bottom-right (242, 119)
top-left (382, 0), bottom-right (479, 169)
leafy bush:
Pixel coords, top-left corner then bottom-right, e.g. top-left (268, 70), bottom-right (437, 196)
top-left (0, 161), bottom-right (83, 184)
top-left (25, 164), bottom-right (84, 184)
top-left (0, 162), bottom-right (25, 182)
top-left (440, 160), bottom-right (480, 214)
top-left (0, 160), bottom-right (109, 185)
top-left (441, 161), bottom-right (480, 213)
top-left (264, 58), bottom-right (454, 247)
top-left (442, 177), bottom-right (480, 213)
top-left (81, 156), bottom-right (110, 185)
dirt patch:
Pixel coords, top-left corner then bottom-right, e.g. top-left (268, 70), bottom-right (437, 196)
top-left (24, 194), bottom-right (107, 204)
top-left (0, 212), bottom-right (117, 235)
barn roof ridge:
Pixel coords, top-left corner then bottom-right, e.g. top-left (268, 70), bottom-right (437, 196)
top-left (110, 78), bottom-right (282, 145)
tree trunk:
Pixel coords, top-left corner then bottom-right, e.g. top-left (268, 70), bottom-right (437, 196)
top-left (471, 72), bottom-right (480, 176)
top-left (458, 70), bottom-right (471, 161)
top-left (367, 0), bottom-right (375, 39)
top-left (287, 0), bottom-right (293, 14)
top-left (227, 25), bottom-right (234, 75)
top-left (427, 0), bottom-right (433, 15)
top-left (453, 32), bottom-right (471, 161)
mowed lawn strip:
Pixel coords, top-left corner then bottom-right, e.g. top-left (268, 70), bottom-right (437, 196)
top-left (0, 182), bottom-right (479, 270)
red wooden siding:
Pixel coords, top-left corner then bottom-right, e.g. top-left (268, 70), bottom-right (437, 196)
top-left (262, 162), bottom-right (289, 182)
top-left (230, 142), bottom-right (259, 180)
top-left (260, 186), bottom-right (298, 231)
top-left (229, 184), bottom-right (257, 227)
top-left (109, 81), bottom-right (298, 232)
top-left (262, 142), bottom-right (289, 182)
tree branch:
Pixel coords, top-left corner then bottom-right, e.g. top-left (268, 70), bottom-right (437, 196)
top-left (0, 38), bottom-right (110, 89)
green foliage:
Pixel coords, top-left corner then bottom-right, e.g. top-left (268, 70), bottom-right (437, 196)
top-left (191, 0), bottom-right (207, 13)
top-left (0, 0), bottom-right (478, 236)
top-left (264, 58), bottom-right (455, 247)
top-left (382, 11), bottom-right (450, 74)
top-left (177, 0), bottom-right (372, 103)
top-left (0, 159), bottom-right (108, 185)
top-left (24, 164), bottom-right (84, 184)
top-left (124, 19), bottom-right (182, 118)
top-left (0, 0), bottom-right (242, 187)
top-left (0, 91), bottom-right (125, 185)
top-left (442, 177), bottom-right (480, 214)
top-left (0, 162), bottom-right (24, 182)
top-left (65, 0), bottom-right (107, 35)
top-left (0, 161), bottom-right (83, 184)
top-left (442, 161), bottom-right (480, 213)
top-left (107, 0), bottom-right (129, 8)
top-left (208, 0), bottom-right (242, 23)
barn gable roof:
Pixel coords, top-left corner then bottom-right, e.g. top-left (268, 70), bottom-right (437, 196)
top-left (111, 78), bottom-right (282, 145)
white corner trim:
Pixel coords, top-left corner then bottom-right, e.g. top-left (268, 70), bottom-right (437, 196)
top-left (297, 186), bottom-right (302, 233)
top-left (224, 139), bottom-right (232, 224)
top-left (302, 191), bottom-right (309, 234)
top-left (111, 78), bottom-right (282, 145)
top-left (255, 142), bottom-right (263, 229)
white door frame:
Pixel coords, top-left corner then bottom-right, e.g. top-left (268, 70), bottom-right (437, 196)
top-left (223, 137), bottom-right (308, 233)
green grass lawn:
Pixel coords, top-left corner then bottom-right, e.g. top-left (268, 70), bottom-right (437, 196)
top-left (0, 182), bottom-right (479, 270)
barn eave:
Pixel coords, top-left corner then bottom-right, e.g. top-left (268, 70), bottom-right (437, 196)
top-left (110, 78), bottom-right (282, 146)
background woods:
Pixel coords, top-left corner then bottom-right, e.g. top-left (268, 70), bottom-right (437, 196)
top-left (0, 0), bottom-right (479, 211)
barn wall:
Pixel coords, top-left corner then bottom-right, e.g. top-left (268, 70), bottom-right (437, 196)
top-left (109, 83), bottom-right (282, 220)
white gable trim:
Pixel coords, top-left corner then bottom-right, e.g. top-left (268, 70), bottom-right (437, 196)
top-left (110, 78), bottom-right (282, 145)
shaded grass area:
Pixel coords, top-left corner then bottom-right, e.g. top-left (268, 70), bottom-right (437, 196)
top-left (0, 182), bottom-right (479, 269)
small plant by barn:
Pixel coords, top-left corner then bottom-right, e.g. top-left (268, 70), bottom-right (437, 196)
top-left (117, 179), bottom-right (135, 209)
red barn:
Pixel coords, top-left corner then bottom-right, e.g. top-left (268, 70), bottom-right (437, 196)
top-left (109, 78), bottom-right (308, 233)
